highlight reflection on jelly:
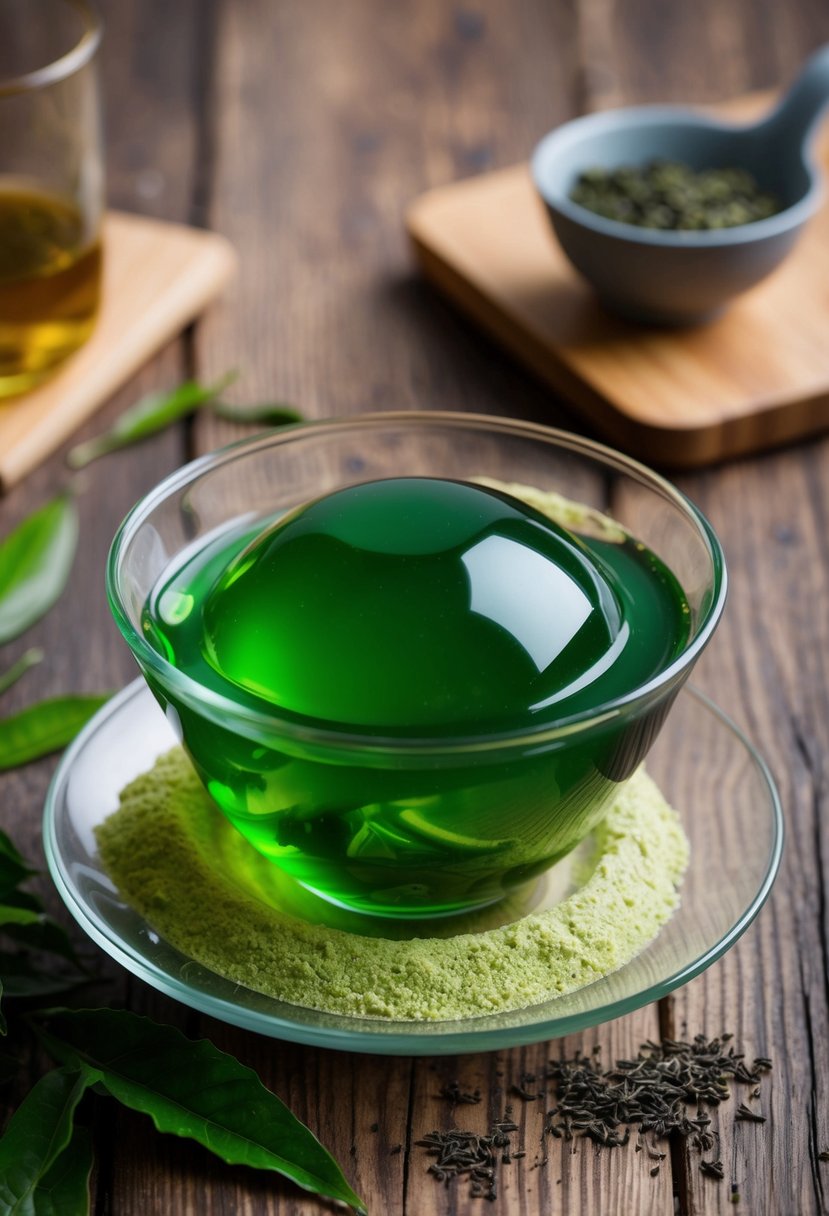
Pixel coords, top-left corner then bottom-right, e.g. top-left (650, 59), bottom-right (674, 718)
top-left (139, 477), bottom-right (690, 918)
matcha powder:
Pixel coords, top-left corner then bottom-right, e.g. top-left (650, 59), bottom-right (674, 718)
top-left (95, 749), bottom-right (689, 1021)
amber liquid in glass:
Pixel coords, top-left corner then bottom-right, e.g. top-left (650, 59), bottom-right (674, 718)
top-left (0, 188), bottom-right (102, 396)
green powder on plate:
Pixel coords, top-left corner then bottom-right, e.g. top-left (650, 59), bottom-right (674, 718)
top-left (95, 750), bottom-right (689, 1021)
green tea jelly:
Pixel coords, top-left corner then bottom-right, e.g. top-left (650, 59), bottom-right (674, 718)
top-left (142, 477), bottom-right (690, 917)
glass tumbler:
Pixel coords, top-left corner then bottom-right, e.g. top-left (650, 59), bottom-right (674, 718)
top-left (0, 0), bottom-right (103, 397)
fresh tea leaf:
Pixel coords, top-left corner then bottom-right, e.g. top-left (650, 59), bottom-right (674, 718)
top-left (0, 1044), bottom-right (19, 1083)
top-left (0, 650), bottom-right (44, 697)
top-left (36, 1008), bottom-right (366, 1214)
top-left (211, 401), bottom-right (303, 427)
top-left (0, 905), bottom-right (42, 929)
top-left (0, 1067), bottom-right (88, 1215)
top-left (29, 1123), bottom-right (93, 1216)
top-left (67, 372), bottom-right (238, 468)
top-left (0, 890), bottom-right (43, 915)
top-left (0, 833), bottom-right (36, 901)
top-left (0, 496), bottom-right (78, 646)
top-left (0, 694), bottom-right (109, 770)
top-left (1, 916), bottom-right (83, 969)
top-left (0, 954), bottom-right (86, 1001)
top-left (0, 832), bottom-right (31, 872)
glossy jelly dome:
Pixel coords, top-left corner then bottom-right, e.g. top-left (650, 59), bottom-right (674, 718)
top-left (140, 477), bottom-right (691, 917)
top-left (146, 477), bottom-right (690, 735)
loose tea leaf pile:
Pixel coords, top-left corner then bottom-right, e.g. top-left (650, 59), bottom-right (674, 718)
top-left (417, 1115), bottom-right (523, 1202)
top-left (569, 160), bottom-right (781, 230)
top-left (419, 1035), bottom-right (772, 1201)
top-left (545, 1035), bottom-right (772, 1174)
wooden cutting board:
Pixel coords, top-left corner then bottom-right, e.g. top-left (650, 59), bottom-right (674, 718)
top-left (0, 211), bottom-right (236, 492)
top-left (407, 103), bottom-right (829, 468)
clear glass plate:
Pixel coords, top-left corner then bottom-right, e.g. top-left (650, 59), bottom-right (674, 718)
top-left (43, 679), bottom-right (782, 1055)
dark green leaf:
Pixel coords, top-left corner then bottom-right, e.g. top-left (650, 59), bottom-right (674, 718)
top-left (29, 1124), bottom-right (92, 1216)
top-left (0, 496), bottom-right (78, 646)
top-left (0, 650), bottom-right (44, 698)
top-left (0, 954), bottom-right (86, 1001)
top-left (0, 833), bottom-right (30, 872)
top-left (0, 834), bottom-right (36, 902)
top-left (0, 1067), bottom-right (88, 1215)
top-left (36, 1008), bottom-right (366, 1214)
top-left (0, 1044), bottom-right (19, 1084)
top-left (0, 906), bottom-right (42, 928)
top-left (67, 372), bottom-right (238, 468)
top-left (32, 1123), bottom-right (92, 1216)
top-left (0, 979), bottom-right (5, 1037)
top-left (1, 917), bottom-right (83, 969)
top-left (0, 695), bottom-right (110, 770)
top-left (0, 891), bottom-right (43, 915)
top-left (211, 401), bottom-right (303, 428)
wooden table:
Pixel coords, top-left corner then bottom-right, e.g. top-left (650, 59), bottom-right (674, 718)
top-left (2, 2), bottom-right (829, 1212)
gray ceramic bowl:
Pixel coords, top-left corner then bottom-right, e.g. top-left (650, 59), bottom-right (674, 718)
top-left (531, 44), bottom-right (829, 325)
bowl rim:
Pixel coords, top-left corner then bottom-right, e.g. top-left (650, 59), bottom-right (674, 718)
top-left (531, 104), bottom-right (824, 249)
top-left (106, 410), bottom-right (727, 755)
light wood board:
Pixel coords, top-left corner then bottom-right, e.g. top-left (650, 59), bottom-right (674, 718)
top-left (407, 117), bottom-right (829, 468)
top-left (0, 211), bottom-right (236, 491)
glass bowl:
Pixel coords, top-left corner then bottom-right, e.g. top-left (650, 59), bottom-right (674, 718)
top-left (106, 412), bottom-right (726, 919)
top-left (43, 679), bottom-right (782, 1054)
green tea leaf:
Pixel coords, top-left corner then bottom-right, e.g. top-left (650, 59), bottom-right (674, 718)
top-left (0, 834), bottom-right (36, 902)
top-left (0, 1067), bottom-right (88, 1214)
top-left (211, 401), bottom-right (303, 427)
top-left (0, 1044), bottom-right (19, 1083)
top-left (36, 1009), bottom-right (366, 1214)
top-left (29, 1124), bottom-right (93, 1216)
top-left (0, 906), bottom-right (42, 929)
top-left (67, 372), bottom-right (238, 468)
top-left (0, 650), bottom-right (44, 698)
top-left (0, 955), bottom-right (85, 1001)
top-left (0, 891), bottom-right (43, 915)
top-left (0, 496), bottom-right (78, 646)
top-left (1, 917), bottom-right (83, 969)
top-left (0, 695), bottom-right (110, 771)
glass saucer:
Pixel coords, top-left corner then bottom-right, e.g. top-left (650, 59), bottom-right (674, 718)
top-left (43, 679), bottom-right (782, 1055)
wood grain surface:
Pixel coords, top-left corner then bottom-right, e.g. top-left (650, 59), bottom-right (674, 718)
top-left (2, 1), bottom-right (829, 1214)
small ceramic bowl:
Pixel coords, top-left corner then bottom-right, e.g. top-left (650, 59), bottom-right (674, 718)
top-left (532, 43), bottom-right (829, 325)
top-left (107, 413), bottom-right (726, 920)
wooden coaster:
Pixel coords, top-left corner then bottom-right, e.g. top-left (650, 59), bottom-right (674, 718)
top-left (0, 211), bottom-right (236, 492)
top-left (407, 112), bottom-right (829, 468)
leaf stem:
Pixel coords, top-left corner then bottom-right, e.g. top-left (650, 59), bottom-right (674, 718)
top-left (0, 648), bottom-right (44, 696)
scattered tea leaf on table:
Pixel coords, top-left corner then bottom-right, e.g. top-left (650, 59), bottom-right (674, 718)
top-left (0, 1067), bottom-right (88, 1215)
top-left (0, 694), bottom-right (110, 770)
top-left (66, 371), bottom-right (238, 468)
top-left (36, 1008), bottom-right (367, 1215)
top-left (0, 649), bottom-right (44, 698)
top-left (0, 496), bottom-right (78, 645)
top-left (211, 400), bottom-right (303, 427)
